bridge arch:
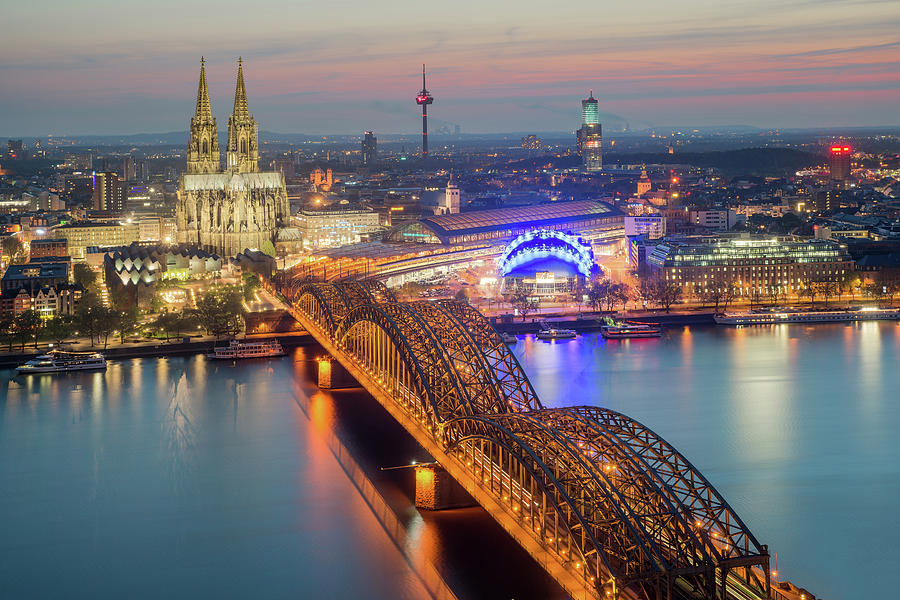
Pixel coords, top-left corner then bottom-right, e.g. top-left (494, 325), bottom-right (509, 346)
top-left (436, 300), bottom-right (543, 412)
top-left (294, 282), bottom-right (353, 335)
top-left (336, 302), bottom-right (497, 426)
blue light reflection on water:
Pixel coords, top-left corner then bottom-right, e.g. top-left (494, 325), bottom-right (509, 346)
top-left (512, 322), bottom-right (900, 600)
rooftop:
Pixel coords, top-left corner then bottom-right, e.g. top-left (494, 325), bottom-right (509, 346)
top-left (2, 261), bottom-right (69, 281)
top-left (419, 200), bottom-right (619, 238)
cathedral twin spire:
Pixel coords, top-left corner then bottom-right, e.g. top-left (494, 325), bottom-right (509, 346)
top-left (187, 57), bottom-right (258, 175)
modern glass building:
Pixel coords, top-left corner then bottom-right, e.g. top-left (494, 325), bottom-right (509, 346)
top-left (647, 235), bottom-right (854, 296)
top-left (577, 90), bottom-right (602, 172)
top-left (581, 90), bottom-right (599, 125)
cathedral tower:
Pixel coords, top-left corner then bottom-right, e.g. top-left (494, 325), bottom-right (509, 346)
top-left (226, 58), bottom-right (259, 173)
top-left (186, 57), bottom-right (220, 174)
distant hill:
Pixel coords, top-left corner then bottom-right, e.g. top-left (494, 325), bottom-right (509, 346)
top-left (607, 148), bottom-right (822, 175)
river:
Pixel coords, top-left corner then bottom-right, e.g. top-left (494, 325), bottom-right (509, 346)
top-left (2, 322), bottom-right (898, 599)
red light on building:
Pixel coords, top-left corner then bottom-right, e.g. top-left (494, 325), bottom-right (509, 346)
top-left (831, 145), bottom-right (851, 154)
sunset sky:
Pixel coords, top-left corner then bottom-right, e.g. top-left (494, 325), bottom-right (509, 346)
top-left (2, 0), bottom-right (898, 135)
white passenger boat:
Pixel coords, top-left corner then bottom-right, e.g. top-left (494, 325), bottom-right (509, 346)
top-left (500, 332), bottom-right (519, 344)
top-left (600, 322), bottom-right (662, 339)
top-left (714, 307), bottom-right (900, 326)
top-left (536, 327), bottom-right (577, 340)
top-left (208, 338), bottom-right (285, 360)
top-left (16, 350), bottom-right (107, 374)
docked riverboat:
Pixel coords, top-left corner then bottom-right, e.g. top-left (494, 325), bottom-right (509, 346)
top-left (600, 322), bottom-right (662, 339)
top-left (500, 332), bottom-right (519, 344)
top-left (16, 350), bottom-right (107, 374)
top-left (714, 307), bottom-right (900, 326)
top-left (536, 326), bottom-right (577, 340)
top-left (208, 338), bottom-right (285, 360)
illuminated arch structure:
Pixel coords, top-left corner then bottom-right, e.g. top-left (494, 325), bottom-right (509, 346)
top-left (498, 230), bottom-right (598, 295)
top-left (273, 276), bottom-right (772, 600)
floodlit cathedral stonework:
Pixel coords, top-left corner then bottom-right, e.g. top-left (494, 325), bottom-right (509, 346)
top-left (176, 58), bottom-right (289, 257)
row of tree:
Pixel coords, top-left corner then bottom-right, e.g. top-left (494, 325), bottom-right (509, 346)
top-left (0, 285), bottom-right (249, 351)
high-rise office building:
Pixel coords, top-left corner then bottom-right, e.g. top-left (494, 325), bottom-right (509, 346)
top-left (829, 145), bottom-right (851, 182)
top-left (92, 172), bottom-right (125, 212)
top-left (576, 90), bottom-right (602, 172)
top-left (362, 131), bottom-right (377, 166)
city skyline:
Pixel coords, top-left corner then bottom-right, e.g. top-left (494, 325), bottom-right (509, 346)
top-left (2, 0), bottom-right (899, 136)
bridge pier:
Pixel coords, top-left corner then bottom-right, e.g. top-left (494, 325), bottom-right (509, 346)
top-left (414, 464), bottom-right (476, 510)
top-left (317, 356), bottom-right (357, 389)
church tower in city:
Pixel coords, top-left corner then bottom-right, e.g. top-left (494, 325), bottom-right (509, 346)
top-left (177, 58), bottom-right (289, 257)
top-left (226, 59), bottom-right (259, 173)
top-left (186, 58), bottom-right (220, 174)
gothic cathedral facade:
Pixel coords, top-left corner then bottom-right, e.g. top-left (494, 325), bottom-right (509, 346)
top-left (176, 58), bottom-right (289, 257)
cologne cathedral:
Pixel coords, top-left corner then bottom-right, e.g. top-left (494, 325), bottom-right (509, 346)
top-left (176, 58), bottom-right (289, 257)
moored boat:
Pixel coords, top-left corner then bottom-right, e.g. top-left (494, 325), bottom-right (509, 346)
top-left (600, 321), bottom-right (662, 339)
top-left (500, 332), bottom-right (519, 344)
top-left (714, 307), bottom-right (900, 326)
top-left (536, 327), bottom-right (577, 340)
top-left (16, 350), bottom-right (107, 374)
top-left (208, 338), bottom-right (285, 360)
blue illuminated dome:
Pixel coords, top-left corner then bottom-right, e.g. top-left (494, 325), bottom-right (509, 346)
top-left (498, 230), bottom-right (596, 278)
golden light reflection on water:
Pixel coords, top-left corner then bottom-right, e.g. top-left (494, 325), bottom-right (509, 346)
top-left (730, 326), bottom-right (796, 467)
top-left (856, 321), bottom-right (884, 424)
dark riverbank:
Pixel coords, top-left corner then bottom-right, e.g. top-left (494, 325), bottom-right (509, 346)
top-left (489, 312), bottom-right (716, 333)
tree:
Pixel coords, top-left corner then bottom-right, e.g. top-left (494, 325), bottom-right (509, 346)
top-left (151, 311), bottom-right (180, 342)
top-left (453, 288), bottom-right (469, 303)
top-left (506, 288), bottom-right (538, 321)
top-left (75, 292), bottom-right (103, 346)
top-left (652, 279), bottom-right (683, 313)
top-left (44, 315), bottom-right (74, 344)
top-left (700, 287), bottom-right (725, 312)
top-left (13, 310), bottom-right (43, 350)
top-left (260, 239), bottom-right (276, 258)
top-left (114, 307), bottom-right (140, 344)
top-left (73, 263), bottom-right (98, 289)
top-left (587, 279), bottom-right (608, 312)
top-left (637, 278), bottom-right (656, 310)
top-left (610, 282), bottom-right (632, 311)
top-left (818, 278), bottom-right (839, 307)
top-left (242, 272), bottom-right (261, 302)
top-left (1, 236), bottom-right (26, 264)
top-left (799, 277), bottom-right (818, 306)
top-left (195, 286), bottom-right (245, 337)
top-left (0, 314), bottom-right (16, 351)
top-left (721, 284), bottom-right (737, 312)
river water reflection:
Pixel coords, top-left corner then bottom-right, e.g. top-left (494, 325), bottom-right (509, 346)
top-left (2, 321), bottom-right (897, 599)
top-left (511, 321), bottom-right (900, 600)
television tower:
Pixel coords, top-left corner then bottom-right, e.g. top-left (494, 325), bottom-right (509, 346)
top-left (415, 63), bottom-right (434, 158)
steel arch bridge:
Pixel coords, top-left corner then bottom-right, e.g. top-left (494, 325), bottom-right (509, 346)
top-left (271, 277), bottom-right (771, 600)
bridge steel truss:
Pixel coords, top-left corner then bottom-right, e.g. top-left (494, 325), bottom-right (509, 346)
top-left (275, 278), bottom-right (771, 600)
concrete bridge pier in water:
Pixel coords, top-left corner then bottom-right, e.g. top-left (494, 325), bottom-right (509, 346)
top-left (316, 353), bottom-right (475, 511)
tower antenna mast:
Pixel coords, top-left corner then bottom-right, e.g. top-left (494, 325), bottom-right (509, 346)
top-left (415, 63), bottom-right (434, 160)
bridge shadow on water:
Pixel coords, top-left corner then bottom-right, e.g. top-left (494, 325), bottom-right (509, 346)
top-left (291, 347), bottom-right (568, 600)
